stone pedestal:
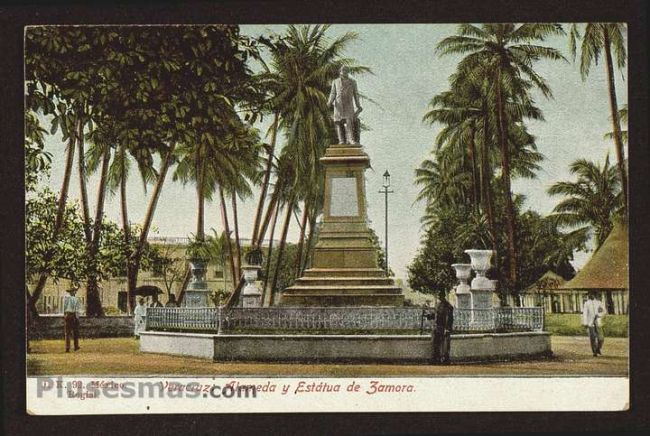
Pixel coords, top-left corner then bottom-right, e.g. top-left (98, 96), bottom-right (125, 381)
top-left (183, 258), bottom-right (210, 307)
top-left (241, 265), bottom-right (262, 308)
top-left (464, 250), bottom-right (498, 309)
top-left (280, 144), bottom-right (404, 306)
top-left (451, 263), bottom-right (472, 310)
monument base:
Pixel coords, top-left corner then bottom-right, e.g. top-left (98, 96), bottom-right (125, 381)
top-left (183, 290), bottom-right (210, 307)
top-left (280, 268), bottom-right (404, 307)
top-left (279, 143), bottom-right (404, 307)
top-left (140, 331), bottom-right (552, 363)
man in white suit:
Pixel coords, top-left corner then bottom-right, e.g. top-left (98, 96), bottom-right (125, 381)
top-left (582, 292), bottom-right (606, 357)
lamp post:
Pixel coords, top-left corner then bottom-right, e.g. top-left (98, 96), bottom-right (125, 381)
top-left (378, 170), bottom-right (393, 273)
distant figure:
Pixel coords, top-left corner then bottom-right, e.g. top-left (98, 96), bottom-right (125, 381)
top-left (63, 287), bottom-right (81, 352)
top-left (134, 298), bottom-right (147, 339)
top-left (165, 294), bottom-right (177, 307)
top-left (150, 294), bottom-right (163, 308)
top-left (582, 292), bottom-right (605, 356)
top-left (425, 290), bottom-right (454, 364)
top-left (328, 65), bottom-right (363, 145)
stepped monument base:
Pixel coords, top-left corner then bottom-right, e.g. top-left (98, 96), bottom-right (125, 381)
top-left (279, 144), bottom-right (404, 307)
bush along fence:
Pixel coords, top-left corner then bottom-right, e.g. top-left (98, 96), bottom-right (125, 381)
top-left (145, 306), bottom-right (544, 335)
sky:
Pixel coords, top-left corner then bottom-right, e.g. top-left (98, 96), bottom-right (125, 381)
top-left (38, 24), bottom-right (628, 281)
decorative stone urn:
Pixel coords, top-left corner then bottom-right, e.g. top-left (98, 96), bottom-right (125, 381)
top-left (241, 265), bottom-right (262, 308)
top-left (464, 249), bottom-right (497, 311)
top-left (183, 258), bottom-right (210, 307)
top-left (464, 249), bottom-right (495, 291)
top-left (451, 263), bottom-right (472, 310)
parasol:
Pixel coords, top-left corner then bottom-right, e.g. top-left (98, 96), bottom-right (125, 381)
top-left (132, 285), bottom-right (163, 297)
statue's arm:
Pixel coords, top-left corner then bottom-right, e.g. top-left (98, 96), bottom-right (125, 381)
top-left (353, 80), bottom-right (362, 114)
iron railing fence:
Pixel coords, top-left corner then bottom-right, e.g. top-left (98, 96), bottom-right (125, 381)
top-left (145, 306), bottom-right (544, 334)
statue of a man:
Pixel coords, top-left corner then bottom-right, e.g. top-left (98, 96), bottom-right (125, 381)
top-left (327, 66), bottom-right (362, 144)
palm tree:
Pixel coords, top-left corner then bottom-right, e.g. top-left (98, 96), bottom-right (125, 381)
top-left (267, 153), bottom-right (299, 303)
top-left (252, 26), bottom-right (368, 243)
top-left (299, 176), bottom-right (325, 274)
top-left (569, 23), bottom-right (628, 209)
top-left (261, 191), bottom-right (281, 305)
top-left (86, 118), bottom-right (158, 309)
top-left (250, 112), bottom-right (280, 247)
top-left (548, 155), bottom-right (623, 249)
top-left (426, 70), bottom-right (502, 243)
top-left (24, 27), bottom-right (92, 315)
top-left (436, 23), bottom-right (566, 289)
top-left (251, 25), bottom-right (367, 301)
top-left (415, 153), bottom-right (472, 211)
top-left (423, 90), bottom-right (482, 212)
top-left (605, 104), bottom-right (628, 144)
top-left (422, 68), bottom-right (544, 292)
top-left (174, 118), bottom-right (261, 288)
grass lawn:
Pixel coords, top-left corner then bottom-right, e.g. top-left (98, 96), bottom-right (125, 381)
top-left (27, 335), bottom-right (628, 377)
top-left (545, 314), bottom-right (628, 337)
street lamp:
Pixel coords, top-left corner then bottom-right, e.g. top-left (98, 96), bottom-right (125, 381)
top-left (378, 170), bottom-right (394, 273)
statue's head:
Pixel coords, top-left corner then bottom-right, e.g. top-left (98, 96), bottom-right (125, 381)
top-left (339, 65), bottom-right (349, 78)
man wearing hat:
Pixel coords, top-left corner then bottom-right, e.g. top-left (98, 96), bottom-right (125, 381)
top-left (63, 287), bottom-right (81, 352)
top-left (149, 293), bottom-right (163, 308)
top-left (425, 290), bottom-right (454, 364)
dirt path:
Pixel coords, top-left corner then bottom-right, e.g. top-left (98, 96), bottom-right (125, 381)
top-left (27, 335), bottom-right (628, 377)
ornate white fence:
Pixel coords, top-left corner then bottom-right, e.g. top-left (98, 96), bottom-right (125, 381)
top-left (145, 306), bottom-right (544, 334)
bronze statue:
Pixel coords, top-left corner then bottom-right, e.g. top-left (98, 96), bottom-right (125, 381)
top-left (328, 65), bottom-right (362, 144)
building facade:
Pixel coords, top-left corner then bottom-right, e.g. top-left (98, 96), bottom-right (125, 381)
top-left (35, 237), bottom-right (232, 314)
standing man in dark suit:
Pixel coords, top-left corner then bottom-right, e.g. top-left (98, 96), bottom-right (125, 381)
top-left (426, 290), bottom-right (454, 364)
top-left (149, 293), bottom-right (163, 308)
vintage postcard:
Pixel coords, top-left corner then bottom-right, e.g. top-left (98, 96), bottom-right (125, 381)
top-left (24, 21), bottom-right (630, 415)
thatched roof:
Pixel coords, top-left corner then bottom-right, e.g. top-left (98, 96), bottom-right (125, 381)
top-left (523, 270), bottom-right (566, 293)
top-left (560, 220), bottom-right (629, 290)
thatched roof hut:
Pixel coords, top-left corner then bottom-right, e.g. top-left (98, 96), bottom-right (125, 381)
top-left (559, 220), bottom-right (628, 291)
top-left (524, 270), bottom-right (566, 293)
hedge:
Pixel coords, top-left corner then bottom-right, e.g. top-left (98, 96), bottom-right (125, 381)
top-left (544, 314), bottom-right (628, 337)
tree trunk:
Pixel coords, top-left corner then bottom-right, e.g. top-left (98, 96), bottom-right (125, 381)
top-left (196, 160), bottom-right (205, 241)
top-left (76, 118), bottom-right (92, 243)
top-left (129, 142), bottom-right (177, 312)
top-left (495, 68), bottom-right (518, 294)
top-left (480, 114), bottom-right (498, 256)
top-left (269, 193), bottom-right (296, 306)
top-left (301, 207), bottom-right (319, 274)
top-left (219, 187), bottom-right (238, 289)
top-left (85, 145), bottom-right (111, 317)
top-left (294, 204), bottom-right (309, 276)
top-left (28, 118), bottom-right (78, 316)
top-left (232, 193), bottom-right (242, 279)
top-left (468, 123), bottom-right (480, 214)
top-left (251, 112), bottom-right (279, 246)
top-left (603, 27), bottom-right (628, 212)
top-left (119, 146), bottom-right (134, 312)
top-left (261, 198), bottom-right (280, 305)
top-left (176, 267), bottom-right (192, 306)
top-left (255, 185), bottom-right (280, 249)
